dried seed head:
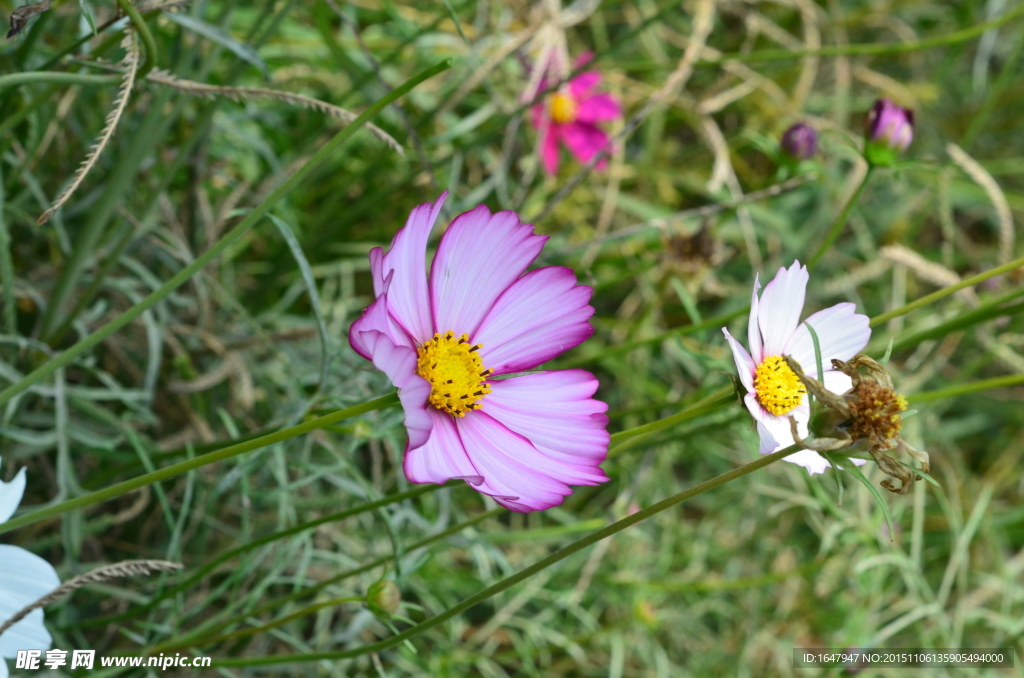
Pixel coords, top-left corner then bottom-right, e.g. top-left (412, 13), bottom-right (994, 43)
top-left (846, 379), bottom-right (908, 449)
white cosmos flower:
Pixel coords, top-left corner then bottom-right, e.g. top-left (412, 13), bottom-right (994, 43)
top-left (722, 261), bottom-right (871, 474)
top-left (1, 457), bottom-right (60, 678)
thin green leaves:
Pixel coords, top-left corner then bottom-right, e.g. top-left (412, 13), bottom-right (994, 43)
top-left (0, 59), bottom-right (452, 408)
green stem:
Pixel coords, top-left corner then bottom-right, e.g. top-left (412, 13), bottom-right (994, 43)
top-left (115, 0), bottom-right (158, 78)
top-left (712, 4), bottom-right (1024, 63)
top-left (0, 59), bottom-right (451, 407)
top-left (151, 508), bottom-right (503, 653)
top-left (0, 72), bottom-right (119, 93)
top-left (870, 254), bottom-right (1024, 327)
top-left (76, 478), bottom-right (444, 630)
top-left (213, 444), bottom-right (801, 667)
top-left (609, 387), bottom-right (734, 457)
top-left (909, 375), bottom-right (1024, 403)
top-left (0, 394), bottom-right (399, 536)
top-left (808, 166), bottom-right (873, 268)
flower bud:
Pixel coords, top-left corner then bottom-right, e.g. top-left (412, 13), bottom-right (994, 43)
top-left (780, 122), bottom-right (818, 160)
top-left (366, 579), bottom-right (401, 617)
top-left (864, 98), bottom-right (914, 165)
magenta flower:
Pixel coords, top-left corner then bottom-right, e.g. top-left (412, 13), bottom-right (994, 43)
top-left (722, 261), bottom-right (872, 475)
top-left (530, 56), bottom-right (621, 175)
top-left (349, 193), bottom-right (610, 511)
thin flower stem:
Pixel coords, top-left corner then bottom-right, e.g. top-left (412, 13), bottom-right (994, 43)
top-left (114, 0), bottom-right (158, 78)
top-left (608, 387), bottom-right (735, 456)
top-left (213, 444), bottom-right (801, 668)
top-left (908, 374), bottom-right (1024, 403)
top-left (0, 59), bottom-right (451, 409)
top-left (870, 253), bottom-right (1024, 327)
top-left (709, 4), bottom-right (1024, 63)
top-left (0, 394), bottom-right (400, 536)
top-left (75, 477), bottom-right (445, 631)
top-left (150, 508), bottom-right (504, 653)
top-left (808, 166), bottom-right (873, 268)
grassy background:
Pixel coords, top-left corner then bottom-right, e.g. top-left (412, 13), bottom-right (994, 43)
top-left (2, 0), bottom-right (1024, 675)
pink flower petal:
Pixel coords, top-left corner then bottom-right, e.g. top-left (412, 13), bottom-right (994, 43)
top-left (757, 260), bottom-right (808, 357)
top-left (570, 71), bottom-right (601, 98)
top-left (349, 287), bottom-right (412, 361)
top-left (540, 124), bottom-right (560, 175)
top-left (380, 193), bottom-right (448, 343)
top-left (723, 328), bottom-right (756, 392)
top-left (786, 303), bottom-right (871, 370)
top-left (403, 408), bottom-right (484, 486)
top-left (455, 411), bottom-right (581, 512)
top-left (369, 246), bottom-right (385, 297)
top-left (429, 205), bottom-right (547, 337)
top-left (576, 93), bottom-right (621, 123)
top-left (475, 267), bottom-right (594, 374)
top-left (358, 330), bottom-right (433, 450)
top-left (484, 370), bottom-right (609, 477)
top-left (748, 273), bottom-right (763, 363)
top-left (560, 122), bottom-right (610, 166)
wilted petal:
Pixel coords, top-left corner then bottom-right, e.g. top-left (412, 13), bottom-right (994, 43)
top-left (475, 267), bottom-right (594, 374)
top-left (430, 205), bottom-right (547, 337)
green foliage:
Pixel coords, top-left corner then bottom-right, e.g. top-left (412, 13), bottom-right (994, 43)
top-left (1, 0), bottom-right (1023, 675)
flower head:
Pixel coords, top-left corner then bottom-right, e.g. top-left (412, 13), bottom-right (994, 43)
top-left (1, 457), bottom-right (61, 678)
top-left (721, 261), bottom-right (871, 474)
top-left (530, 54), bottom-right (621, 175)
top-left (349, 193), bottom-right (610, 512)
top-left (780, 122), bottom-right (818, 160)
top-left (865, 98), bottom-right (914, 165)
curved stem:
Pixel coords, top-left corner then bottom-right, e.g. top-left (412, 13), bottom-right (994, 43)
top-left (808, 166), bottom-right (873, 268)
top-left (0, 394), bottom-right (400, 536)
top-left (115, 0), bottom-right (158, 78)
top-left (0, 59), bottom-right (451, 409)
top-left (213, 444), bottom-right (801, 668)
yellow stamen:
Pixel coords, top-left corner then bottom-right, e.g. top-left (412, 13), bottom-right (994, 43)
top-left (754, 355), bottom-right (807, 416)
top-left (549, 91), bottom-right (577, 124)
top-left (415, 331), bottom-right (491, 417)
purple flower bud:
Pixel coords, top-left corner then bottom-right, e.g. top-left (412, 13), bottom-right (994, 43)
top-left (780, 122), bottom-right (818, 160)
top-left (865, 98), bottom-right (914, 152)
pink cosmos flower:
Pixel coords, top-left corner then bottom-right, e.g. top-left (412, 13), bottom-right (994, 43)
top-left (722, 261), bottom-right (872, 475)
top-left (530, 55), bottom-right (621, 175)
top-left (349, 192), bottom-right (610, 511)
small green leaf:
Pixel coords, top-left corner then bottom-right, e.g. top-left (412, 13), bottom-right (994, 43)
top-left (163, 13), bottom-right (269, 78)
top-left (880, 336), bottom-right (895, 365)
top-left (78, 0), bottom-right (97, 35)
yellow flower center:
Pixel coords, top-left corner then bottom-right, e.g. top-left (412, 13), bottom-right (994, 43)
top-left (549, 91), bottom-right (577, 124)
top-left (753, 356), bottom-right (807, 416)
top-left (415, 331), bottom-right (492, 417)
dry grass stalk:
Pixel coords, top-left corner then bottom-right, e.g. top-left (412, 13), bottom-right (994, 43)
top-left (0, 560), bottom-right (183, 636)
top-left (879, 244), bottom-right (979, 305)
top-left (145, 69), bottom-right (403, 153)
top-left (946, 142), bottom-right (1014, 265)
top-left (37, 32), bottom-right (139, 225)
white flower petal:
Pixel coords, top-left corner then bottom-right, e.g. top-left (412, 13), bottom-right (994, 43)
top-left (0, 464), bottom-right (25, 525)
top-left (757, 261), bottom-right (808, 357)
top-left (786, 302), bottom-right (870, 369)
top-left (0, 546), bottom-right (60, 657)
top-left (748, 273), bottom-right (763, 363)
top-left (723, 328), bottom-right (755, 392)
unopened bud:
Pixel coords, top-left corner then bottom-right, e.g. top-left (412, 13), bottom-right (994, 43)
top-left (865, 98), bottom-right (914, 165)
top-left (780, 122), bottom-right (818, 160)
top-left (366, 579), bottom-right (401, 617)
